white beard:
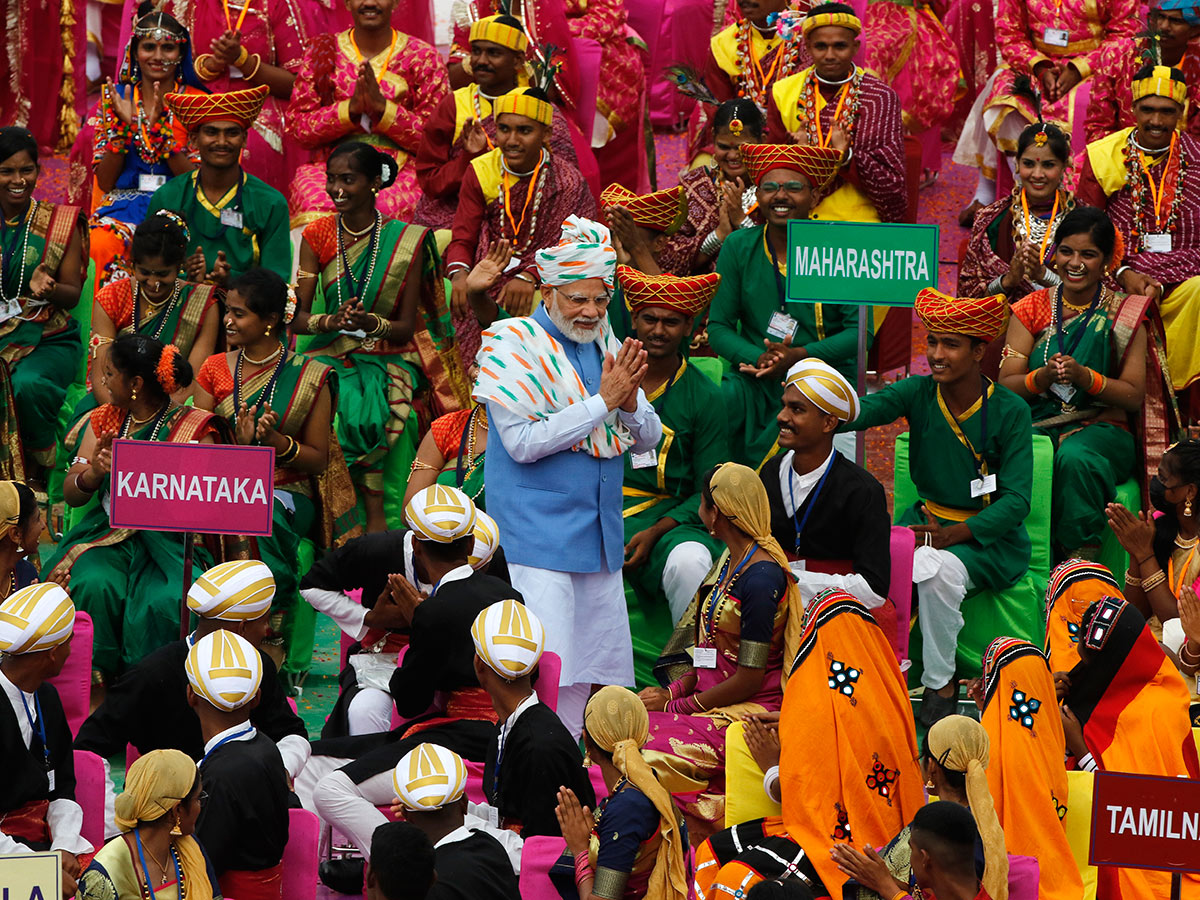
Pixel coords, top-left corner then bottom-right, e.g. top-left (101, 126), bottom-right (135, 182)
top-left (546, 302), bottom-right (602, 344)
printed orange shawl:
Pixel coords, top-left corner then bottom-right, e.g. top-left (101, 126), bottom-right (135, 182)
top-left (1043, 559), bottom-right (1124, 676)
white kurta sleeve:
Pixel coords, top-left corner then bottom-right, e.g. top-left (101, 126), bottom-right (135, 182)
top-left (277, 734), bottom-right (312, 780)
top-left (488, 395), bottom-right (611, 463)
top-left (47, 798), bottom-right (93, 855)
top-left (301, 588), bottom-right (369, 641)
top-left (616, 388), bottom-right (663, 452)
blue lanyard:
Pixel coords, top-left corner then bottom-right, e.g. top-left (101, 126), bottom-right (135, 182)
top-left (135, 826), bottom-right (183, 894)
top-left (20, 690), bottom-right (50, 771)
top-left (200, 724), bottom-right (253, 766)
top-left (787, 452), bottom-right (837, 554)
top-left (703, 543), bottom-right (758, 639)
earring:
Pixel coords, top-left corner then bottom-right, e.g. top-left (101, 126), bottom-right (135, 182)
top-left (169, 816), bottom-right (182, 837)
top-left (582, 751), bottom-right (593, 768)
top-left (924, 780), bottom-right (935, 791)
top-left (1187, 498), bottom-right (1194, 518)
top-left (265, 324), bottom-right (271, 337)
top-left (131, 387), bottom-right (137, 401)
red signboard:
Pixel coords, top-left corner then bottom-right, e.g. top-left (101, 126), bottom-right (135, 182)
top-left (109, 440), bottom-right (275, 537)
top-left (1090, 770), bottom-right (1200, 874)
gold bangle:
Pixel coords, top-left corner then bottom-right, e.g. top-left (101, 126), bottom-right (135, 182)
top-left (1124, 569), bottom-right (1142, 587)
top-left (235, 46), bottom-right (250, 67)
top-left (1142, 570), bottom-right (1167, 592)
top-left (409, 458), bottom-right (438, 474)
top-left (242, 53), bottom-right (263, 80)
top-left (194, 54), bottom-right (221, 82)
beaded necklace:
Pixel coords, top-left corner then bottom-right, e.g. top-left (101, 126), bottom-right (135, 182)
top-left (1123, 129), bottom-right (1186, 249)
top-left (119, 402), bottom-right (171, 441)
top-left (1013, 188), bottom-right (1072, 265)
top-left (0, 200), bottom-right (36, 307)
top-left (1042, 283), bottom-right (1110, 368)
top-left (500, 149), bottom-right (550, 254)
top-left (734, 20), bottom-right (800, 109)
top-left (134, 827), bottom-right (185, 900)
top-left (336, 210), bottom-right (382, 307)
top-left (702, 543), bottom-right (758, 645)
top-left (133, 86), bottom-right (175, 163)
top-left (133, 278), bottom-right (183, 340)
top-left (471, 86), bottom-right (498, 149)
top-left (796, 65), bottom-right (864, 149)
top-left (459, 405), bottom-right (488, 499)
top-left (233, 345), bottom-right (288, 429)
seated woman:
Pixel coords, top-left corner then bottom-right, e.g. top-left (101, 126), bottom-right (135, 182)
top-left (77, 749), bottom-right (219, 900)
top-left (998, 205), bottom-right (1170, 559)
top-left (638, 463), bottom-right (798, 843)
top-left (0, 481), bottom-right (47, 598)
top-left (404, 385), bottom-right (488, 509)
top-left (284, 0), bottom-right (448, 229)
top-left (87, 4), bottom-right (204, 288)
top-left (195, 267), bottom-right (358, 686)
top-left (0, 127), bottom-right (87, 484)
top-left (294, 142), bottom-right (467, 533)
top-left (555, 686), bottom-right (690, 900)
top-left (1043, 558), bottom-right (1123, 674)
top-left (43, 335), bottom-right (227, 680)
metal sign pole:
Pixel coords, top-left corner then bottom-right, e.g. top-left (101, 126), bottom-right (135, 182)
top-left (179, 532), bottom-right (194, 640)
top-left (856, 305), bottom-right (867, 462)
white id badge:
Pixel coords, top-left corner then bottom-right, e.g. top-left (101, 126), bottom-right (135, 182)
top-left (220, 208), bottom-right (244, 229)
top-left (766, 310), bottom-right (798, 341)
top-left (47, 771), bottom-right (55, 792)
top-left (138, 173), bottom-right (166, 192)
top-left (1043, 27), bottom-right (1070, 46)
top-left (1049, 382), bottom-right (1077, 404)
top-left (693, 646), bottom-right (718, 669)
top-left (970, 473), bottom-right (998, 497)
top-left (630, 449), bottom-right (658, 469)
top-left (1145, 232), bottom-right (1173, 253)
top-left (485, 804), bottom-right (500, 828)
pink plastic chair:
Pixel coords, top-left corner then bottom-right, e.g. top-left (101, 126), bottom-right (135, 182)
top-left (887, 526), bottom-right (915, 662)
top-left (74, 749), bottom-right (106, 851)
top-left (533, 652), bottom-right (561, 713)
top-left (282, 808), bottom-right (320, 900)
top-left (48, 611), bottom-right (93, 737)
top-left (126, 743), bottom-right (141, 770)
top-left (517, 835), bottom-right (569, 900)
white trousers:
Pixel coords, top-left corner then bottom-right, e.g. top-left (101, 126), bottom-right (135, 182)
top-left (296, 753), bottom-right (391, 859)
top-left (347, 687), bottom-right (394, 736)
top-left (913, 548), bottom-right (973, 691)
top-left (662, 541), bottom-right (714, 623)
top-left (556, 682), bottom-right (592, 741)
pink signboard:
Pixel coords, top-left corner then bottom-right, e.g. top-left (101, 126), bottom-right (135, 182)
top-left (109, 440), bottom-right (275, 537)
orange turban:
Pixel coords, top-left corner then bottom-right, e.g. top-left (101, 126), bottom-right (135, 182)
top-left (617, 265), bottom-right (719, 317)
top-left (600, 183), bottom-right (688, 234)
top-left (166, 84), bottom-right (269, 131)
top-left (915, 288), bottom-right (1008, 341)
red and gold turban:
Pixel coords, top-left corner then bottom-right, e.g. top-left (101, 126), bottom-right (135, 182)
top-left (600, 184), bottom-right (688, 235)
top-left (166, 84), bottom-right (269, 131)
top-left (915, 288), bottom-right (1009, 341)
top-left (617, 265), bottom-right (720, 317)
top-left (493, 87), bottom-right (553, 127)
top-left (740, 143), bottom-right (843, 192)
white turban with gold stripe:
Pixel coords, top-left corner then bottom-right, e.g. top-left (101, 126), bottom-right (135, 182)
top-left (783, 357), bottom-right (860, 423)
top-left (392, 743), bottom-right (468, 811)
top-left (185, 630), bottom-right (263, 711)
top-left (0, 583), bottom-right (75, 655)
top-left (469, 510), bottom-right (500, 570)
top-left (404, 485), bottom-right (478, 543)
top-left (471, 598), bottom-right (544, 680)
top-left (187, 560), bottom-right (275, 621)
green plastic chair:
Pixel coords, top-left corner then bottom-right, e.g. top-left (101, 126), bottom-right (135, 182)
top-left (1098, 477), bottom-right (1140, 580)
top-left (894, 432), bottom-right (1053, 679)
top-left (690, 355), bottom-right (725, 386)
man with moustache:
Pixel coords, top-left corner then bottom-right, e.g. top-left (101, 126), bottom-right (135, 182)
top-left (473, 217), bottom-right (662, 736)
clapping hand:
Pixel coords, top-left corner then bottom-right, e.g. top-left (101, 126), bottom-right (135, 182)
top-left (1105, 502), bottom-right (1156, 563)
top-left (599, 338), bottom-right (648, 412)
top-left (210, 29), bottom-right (242, 70)
top-left (254, 403), bottom-right (280, 443)
top-left (742, 714), bottom-right (781, 772)
top-left (739, 335), bottom-right (796, 380)
top-left (104, 79), bottom-right (134, 124)
top-left (91, 432), bottom-right (115, 481)
top-left (497, 275), bottom-right (537, 316)
top-left (363, 573), bottom-right (425, 631)
top-left (462, 119), bottom-right (489, 156)
top-left (554, 787), bottom-right (594, 856)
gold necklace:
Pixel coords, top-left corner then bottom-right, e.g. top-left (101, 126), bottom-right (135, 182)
top-left (129, 402), bottom-right (168, 427)
top-left (142, 840), bottom-right (170, 885)
top-left (1175, 533), bottom-right (1199, 549)
top-left (243, 342), bottom-right (283, 366)
top-left (340, 215), bottom-right (376, 237)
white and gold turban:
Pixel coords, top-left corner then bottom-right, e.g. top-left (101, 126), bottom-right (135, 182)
top-left (392, 743), bottom-right (468, 811)
top-left (185, 630), bottom-right (263, 711)
top-left (187, 560), bottom-right (275, 622)
top-left (783, 358), bottom-right (860, 423)
top-left (0, 583), bottom-right (75, 655)
top-left (404, 485), bottom-right (478, 544)
top-left (469, 510), bottom-right (500, 570)
top-left (471, 598), bottom-right (544, 680)
top-left (534, 216), bottom-right (617, 288)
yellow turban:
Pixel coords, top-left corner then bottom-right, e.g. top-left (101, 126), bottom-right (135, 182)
top-left (404, 485), bottom-right (478, 544)
top-left (185, 630), bottom-right (263, 712)
top-left (0, 482), bottom-right (21, 542)
top-left (0, 583), bottom-right (75, 655)
top-left (802, 6), bottom-right (862, 36)
top-left (471, 598), bottom-right (544, 680)
top-left (469, 510), bottom-right (500, 570)
top-left (468, 14), bottom-right (528, 53)
top-left (784, 358), bottom-right (859, 422)
top-left (493, 86), bottom-right (553, 127)
top-left (392, 743), bottom-right (468, 811)
top-left (1132, 64), bottom-right (1188, 106)
top-left (186, 560), bottom-right (275, 621)
top-left (115, 749), bottom-right (199, 830)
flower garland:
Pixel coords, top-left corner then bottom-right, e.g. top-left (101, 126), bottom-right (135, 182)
top-left (99, 86), bottom-right (176, 163)
top-left (734, 19), bottom-right (802, 109)
top-left (795, 65), bottom-right (865, 150)
top-left (1123, 130), bottom-right (1186, 250)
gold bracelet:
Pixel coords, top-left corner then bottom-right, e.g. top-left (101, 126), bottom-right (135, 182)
top-left (1142, 569), bottom-right (1167, 592)
top-left (409, 458), bottom-right (438, 474)
top-left (1124, 569), bottom-right (1142, 587)
top-left (295, 269), bottom-right (320, 280)
top-left (242, 53), bottom-right (263, 80)
top-left (369, 314), bottom-right (390, 338)
top-left (235, 46), bottom-right (250, 67)
top-left (1000, 344), bottom-right (1029, 362)
top-left (194, 54), bottom-right (222, 82)
top-left (1181, 640), bottom-right (1200, 664)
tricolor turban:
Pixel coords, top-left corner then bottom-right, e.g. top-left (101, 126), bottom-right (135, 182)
top-left (404, 485), bottom-right (478, 543)
top-left (535, 216), bottom-right (617, 288)
top-left (0, 584), bottom-right (75, 655)
top-left (469, 14), bottom-right (529, 53)
top-left (472, 598), bottom-right (545, 680)
top-left (740, 143), bottom-right (843, 192)
top-left (802, 5), bottom-right (862, 36)
top-left (915, 288), bottom-right (1008, 341)
top-left (784, 358), bottom-right (859, 422)
top-left (469, 510), bottom-right (500, 570)
top-left (1132, 64), bottom-right (1188, 106)
top-left (185, 630), bottom-right (263, 712)
top-left (392, 743), bottom-right (468, 811)
top-left (166, 84), bottom-right (269, 131)
top-left (187, 560), bottom-right (275, 622)
top-left (493, 87), bottom-right (553, 127)
top-left (618, 265), bottom-right (720, 318)
top-left (600, 184), bottom-right (688, 234)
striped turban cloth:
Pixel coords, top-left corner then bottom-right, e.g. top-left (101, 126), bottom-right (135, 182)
top-left (185, 630), bottom-right (263, 711)
top-left (534, 216), bottom-right (617, 287)
top-left (0, 584), bottom-right (75, 655)
top-left (469, 510), bottom-right (500, 570)
top-left (392, 743), bottom-right (468, 811)
top-left (187, 560), bottom-right (275, 621)
top-left (471, 598), bottom-right (545, 680)
top-left (784, 358), bottom-right (859, 422)
top-left (404, 485), bottom-right (478, 543)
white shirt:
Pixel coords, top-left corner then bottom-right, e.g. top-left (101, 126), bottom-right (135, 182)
top-left (202, 721), bottom-right (257, 759)
top-left (435, 811), bottom-right (523, 874)
top-left (778, 449), bottom-right (835, 517)
top-left (490, 390), bottom-right (662, 464)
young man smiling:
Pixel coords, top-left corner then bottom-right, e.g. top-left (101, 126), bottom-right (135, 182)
top-left (842, 289), bottom-right (1033, 727)
top-left (152, 85), bottom-right (291, 285)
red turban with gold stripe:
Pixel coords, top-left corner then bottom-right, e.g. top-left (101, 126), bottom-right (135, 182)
top-left (600, 183), bottom-right (688, 234)
top-left (915, 288), bottom-right (1008, 341)
top-left (740, 143), bottom-right (843, 192)
top-left (617, 265), bottom-right (720, 317)
top-left (166, 84), bottom-right (269, 131)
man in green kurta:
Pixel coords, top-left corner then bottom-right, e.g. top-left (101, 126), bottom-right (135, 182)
top-left (707, 142), bottom-right (867, 468)
top-left (153, 85), bottom-right (291, 284)
top-left (617, 265), bottom-right (727, 687)
top-left (842, 288), bottom-right (1034, 726)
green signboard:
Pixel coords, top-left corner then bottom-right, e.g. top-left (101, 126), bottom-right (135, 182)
top-left (786, 220), bottom-right (939, 307)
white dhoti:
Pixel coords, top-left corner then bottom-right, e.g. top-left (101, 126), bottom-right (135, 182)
top-left (661, 541), bottom-right (715, 623)
top-left (912, 546), bottom-right (974, 690)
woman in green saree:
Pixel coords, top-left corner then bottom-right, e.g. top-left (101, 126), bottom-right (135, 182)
top-left (294, 141), bottom-right (468, 532)
top-left (195, 267), bottom-right (360, 685)
top-left (0, 126), bottom-right (88, 482)
top-left (43, 334), bottom-right (229, 680)
top-left (999, 205), bottom-right (1175, 559)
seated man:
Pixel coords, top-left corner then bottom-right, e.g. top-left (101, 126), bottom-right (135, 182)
top-left (473, 599), bottom-right (596, 836)
top-left (74, 561), bottom-right (309, 834)
top-left (760, 358), bottom-right (891, 608)
top-left (414, 14), bottom-right (577, 232)
top-left (841, 289), bottom-right (1033, 727)
top-left (601, 183), bottom-right (689, 279)
top-left (706, 141), bottom-right (861, 467)
top-left (909, 802), bottom-right (997, 900)
top-left (0, 584), bottom-right (91, 895)
top-left (152, 85), bottom-right (291, 285)
top-left (187, 629), bottom-right (290, 900)
top-left (1076, 64), bottom-right (1200, 411)
top-left (367, 821), bottom-right (437, 900)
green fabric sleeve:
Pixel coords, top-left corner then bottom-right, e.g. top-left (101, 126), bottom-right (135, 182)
top-left (259, 191), bottom-right (293, 282)
top-left (961, 400), bottom-right (1034, 546)
top-left (707, 237), bottom-right (763, 368)
top-left (670, 378), bottom-right (729, 528)
top-left (840, 374), bottom-right (919, 432)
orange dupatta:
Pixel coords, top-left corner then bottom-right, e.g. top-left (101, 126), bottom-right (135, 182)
top-left (981, 638), bottom-right (1083, 900)
top-left (1043, 559), bottom-right (1123, 676)
top-left (779, 589), bottom-right (925, 895)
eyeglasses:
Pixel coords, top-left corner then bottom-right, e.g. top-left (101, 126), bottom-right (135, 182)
top-left (553, 287), bottom-right (611, 308)
top-left (197, 790), bottom-right (209, 805)
top-left (759, 181), bottom-right (810, 194)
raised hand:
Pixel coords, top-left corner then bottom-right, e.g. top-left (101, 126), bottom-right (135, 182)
top-left (208, 250), bottom-right (231, 286)
top-left (105, 80), bottom-right (134, 125)
top-left (1105, 502), bottom-right (1156, 563)
top-left (235, 402), bottom-right (259, 446)
top-left (599, 338), bottom-right (648, 412)
top-left (91, 432), bottom-right (115, 481)
top-left (254, 403), bottom-right (280, 443)
top-left (554, 788), bottom-right (594, 856)
top-left (211, 29), bottom-right (241, 69)
top-left (185, 246), bottom-right (207, 284)
top-left (462, 119), bottom-right (489, 156)
top-left (497, 276), bottom-right (536, 316)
